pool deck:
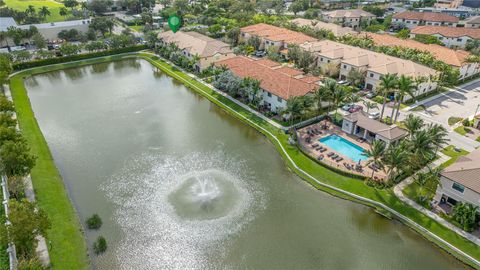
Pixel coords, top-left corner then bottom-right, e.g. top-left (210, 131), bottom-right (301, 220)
top-left (297, 120), bottom-right (387, 181)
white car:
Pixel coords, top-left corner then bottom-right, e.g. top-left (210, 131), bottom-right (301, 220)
top-left (368, 112), bottom-right (380, 119)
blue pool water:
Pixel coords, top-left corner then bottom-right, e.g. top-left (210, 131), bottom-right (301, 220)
top-left (319, 135), bottom-right (367, 162)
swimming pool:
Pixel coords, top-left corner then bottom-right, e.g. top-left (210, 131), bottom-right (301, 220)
top-left (319, 135), bottom-right (368, 162)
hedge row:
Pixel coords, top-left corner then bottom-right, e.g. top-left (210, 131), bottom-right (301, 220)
top-left (12, 45), bottom-right (148, 70)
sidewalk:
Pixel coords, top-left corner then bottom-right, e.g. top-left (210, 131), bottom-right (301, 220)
top-left (393, 153), bottom-right (480, 246)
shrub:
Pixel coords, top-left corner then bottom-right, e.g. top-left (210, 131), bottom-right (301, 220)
top-left (86, 214), bottom-right (102, 230)
top-left (462, 118), bottom-right (471, 127)
top-left (93, 236), bottom-right (107, 255)
top-left (12, 45), bottom-right (148, 70)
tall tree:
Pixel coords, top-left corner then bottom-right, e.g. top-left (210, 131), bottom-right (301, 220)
top-left (403, 114), bottom-right (424, 139)
top-left (392, 75), bottom-right (415, 123)
top-left (364, 140), bottom-right (386, 179)
top-left (378, 73), bottom-right (398, 121)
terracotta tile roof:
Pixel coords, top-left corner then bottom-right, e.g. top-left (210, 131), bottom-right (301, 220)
top-left (393, 11), bottom-right (459, 23)
top-left (290, 18), bottom-right (357, 37)
top-left (275, 66), bottom-right (304, 76)
top-left (255, 59), bottom-right (281, 67)
top-left (411, 25), bottom-right (480, 39)
top-left (442, 148), bottom-right (480, 194)
top-left (363, 32), bottom-right (471, 67)
top-left (215, 56), bottom-right (320, 100)
top-left (240, 23), bottom-right (317, 45)
top-left (157, 31), bottom-right (233, 57)
top-left (323, 9), bottom-right (376, 18)
top-left (301, 40), bottom-right (437, 78)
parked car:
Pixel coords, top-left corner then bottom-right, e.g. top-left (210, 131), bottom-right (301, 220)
top-left (255, 50), bottom-right (266, 57)
top-left (348, 105), bottom-right (363, 113)
top-left (368, 111), bottom-right (380, 119)
top-left (342, 104), bottom-right (353, 111)
top-left (338, 80), bottom-right (350, 86)
top-left (366, 92), bottom-right (376, 99)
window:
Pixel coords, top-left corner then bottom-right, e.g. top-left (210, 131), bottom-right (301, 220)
top-left (267, 92), bottom-right (272, 97)
top-left (369, 73), bottom-right (374, 78)
top-left (343, 64), bottom-right (347, 69)
top-left (457, 38), bottom-right (463, 42)
top-left (320, 57), bottom-right (324, 62)
top-left (327, 60), bottom-right (331, 63)
top-left (277, 97), bottom-right (282, 103)
top-left (452, 182), bottom-right (465, 193)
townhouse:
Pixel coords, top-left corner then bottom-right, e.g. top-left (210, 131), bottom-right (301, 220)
top-left (434, 148), bottom-right (480, 211)
top-left (464, 16), bottom-right (480, 28)
top-left (410, 26), bottom-right (480, 48)
top-left (364, 32), bottom-right (479, 80)
top-left (300, 40), bottom-right (438, 99)
top-left (239, 23), bottom-right (317, 52)
top-left (290, 18), bottom-right (358, 37)
top-left (215, 56), bottom-right (322, 113)
top-left (322, 9), bottom-right (376, 30)
top-left (157, 31), bottom-right (235, 71)
top-left (392, 11), bottom-right (459, 29)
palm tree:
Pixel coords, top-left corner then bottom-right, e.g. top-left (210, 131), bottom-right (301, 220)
top-left (363, 100), bottom-right (378, 114)
top-left (285, 96), bottom-right (304, 124)
top-left (382, 142), bottom-right (409, 182)
top-left (38, 6), bottom-right (51, 20)
top-left (409, 129), bottom-right (435, 165)
top-left (313, 82), bottom-right (333, 115)
top-left (364, 140), bottom-right (386, 179)
top-left (427, 123), bottom-right (448, 155)
top-left (331, 84), bottom-right (347, 123)
top-left (26, 5), bottom-right (36, 16)
top-left (403, 114), bottom-right (424, 139)
top-left (59, 7), bottom-right (68, 19)
top-left (452, 202), bottom-right (479, 231)
top-left (392, 75), bottom-right (416, 123)
top-left (378, 74), bottom-right (398, 121)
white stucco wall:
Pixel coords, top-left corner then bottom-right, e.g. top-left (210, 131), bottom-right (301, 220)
top-left (434, 176), bottom-right (480, 208)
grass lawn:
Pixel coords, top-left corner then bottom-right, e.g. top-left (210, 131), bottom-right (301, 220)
top-left (5, 0), bottom-right (68, 23)
top-left (454, 126), bottom-right (471, 136)
top-left (129, 25), bottom-right (144, 32)
top-left (411, 104), bottom-right (426, 112)
top-left (448, 117), bottom-right (463, 126)
top-left (10, 53), bottom-right (480, 269)
top-left (440, 145), bottom-right (469, 169)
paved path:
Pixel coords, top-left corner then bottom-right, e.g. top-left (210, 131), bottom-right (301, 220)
top-left (4, 85), bottom-right (51, 268)
top-left (393, 153), bottom-right (480, 246)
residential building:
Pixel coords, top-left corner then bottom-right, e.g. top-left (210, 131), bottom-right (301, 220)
top-left (415, 7), bottom-right (480, 19)
top-left (0, 17), bottom-right (91, 46)
top-left (317, 0), bottom-right (353, 10)
top-left (300, 40), bottom-right (438, 98)
top-left (410, 26), bottom-right (480, 48)
top-left (215, 56), bottom-right (322, 113)
top-left (464, 16), bottom-right (480, 28)
top-left (364, 32), bottom-right (480, 80)
top-left (434, 148), bottom-right (480, 210)
top-left (239, 23), bottom-right (317, 52)
top-left (392, 11), bottom-right (459, 29)
top-left (322, 9), bottom-right (376, 30)
top-left (342, 111), bottom-right (408, 146)
top-left (290, 18), bottom-right (357, 37)
top-left (157, 31), bottom-right (235, 71)
top-left (435, 0), bottom-right (464, 9)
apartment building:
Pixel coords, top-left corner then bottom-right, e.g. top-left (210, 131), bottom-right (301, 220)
top-left (290, 18), bottom-right (357, 37)
top-left (465, 16), bottom-right (480, 28)
top-left (322, 9), bottom-right (376, 30)
top-left (239, 23), bottom-right (317, 52)
top-left (300, 40), bottom-right (438, 99)
top-left (410, 26), bottom-right (480, 48)
top-left (364, 32), bottom-right (479, 80)
top-left (392, 11), bottom-right (459, 29)
top-left (215, 56), bottom-right (322, 113)
top-left (157, 31), bottom-right (235, 71)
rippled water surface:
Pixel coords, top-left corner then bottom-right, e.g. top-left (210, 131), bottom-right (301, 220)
top-left (24, 59), bottom-right (468, 269)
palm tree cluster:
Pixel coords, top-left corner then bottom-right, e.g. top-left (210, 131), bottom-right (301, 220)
top-left (156, 42), bottom-right (202, 73)
top-left (377, 73), bottom-right (426, 124)
top-left (2, 25), bottom-right (39, 46)
top-left (364, 114), bottom-right (448, 184)
top-left (212, 70), bottom-right (263, 108)
top-left (0, 5), bottom-right (51, 24)
top-left (452, 202), bottom-right (479, 232)
top-left (413, 166), bottom-right (442, 205)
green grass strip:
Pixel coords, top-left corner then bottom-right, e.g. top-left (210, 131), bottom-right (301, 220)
top-left (9, 53), bottom-right (480, 269)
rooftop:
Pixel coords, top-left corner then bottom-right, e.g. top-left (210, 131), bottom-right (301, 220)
top-left (290, 18), bottom-right (357, 37)
top-left (18, 19), bottom-right (91, 30)
top-left (363, 32), bottom-right (471, 67)
top-left (0, 17), bottom-right (18, 32)
top-left (240, 23), bottom-right (317, 45)
top-left (411, 25), bottom-right (480, 39)
top-left (344, 111), bottom-right (408, 140)
top-left (157, 31), bottom-right (233, 58)
top-left (215, 56), bottom-right (321, 100)
top-left (300, 40), bottom-right (437, 78)
top-left (465, 15), bottom-right (480, 24)
top-left (393, 11), bottom-right (459, 23)
top-left (442, 148), bottom-right (480, 194)
top-left (323, 9), bottom-right (376, 18)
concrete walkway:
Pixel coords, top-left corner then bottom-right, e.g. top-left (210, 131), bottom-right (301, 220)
top-left (393, 153), bottom-right (480, 246)
top-left (4, 85), bottom-right (51, 268)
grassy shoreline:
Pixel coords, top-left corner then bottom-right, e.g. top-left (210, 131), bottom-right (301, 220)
top-left (9, 53), bottom-right (480, 269)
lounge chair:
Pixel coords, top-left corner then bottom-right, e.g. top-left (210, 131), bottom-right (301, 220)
top-left (320, 148), bottom-right (327, 153)
top-left (336, 157), bottom-right (343, 162)
top-left (331, 154), bottom-right (339, 159)
top-left (312, 143), bottom-right (319, 147)
top-left (327, 152), bottom-right (334, 157)
top-left (317, 155), bottom-right (324, 161)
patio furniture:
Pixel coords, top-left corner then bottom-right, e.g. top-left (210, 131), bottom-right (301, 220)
top-left (336, 157), bottom-right (343, 162)
top-left (320, 148), bottom-right (327, 153)
top-left (331, 154), bottom-right (339, 159)
top-left (327, 152), bottom-right (334, 157)
top-left (312, 143), bottom-right (319, 147)
top-left (317, 155), bottom-right (324, 161)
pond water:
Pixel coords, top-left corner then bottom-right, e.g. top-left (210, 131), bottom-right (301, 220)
top-left (24, 59), bottom-right (468, 269)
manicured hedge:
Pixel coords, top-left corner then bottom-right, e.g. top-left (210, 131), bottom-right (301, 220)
top-left (12, 45), bottom-right (148, 70)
